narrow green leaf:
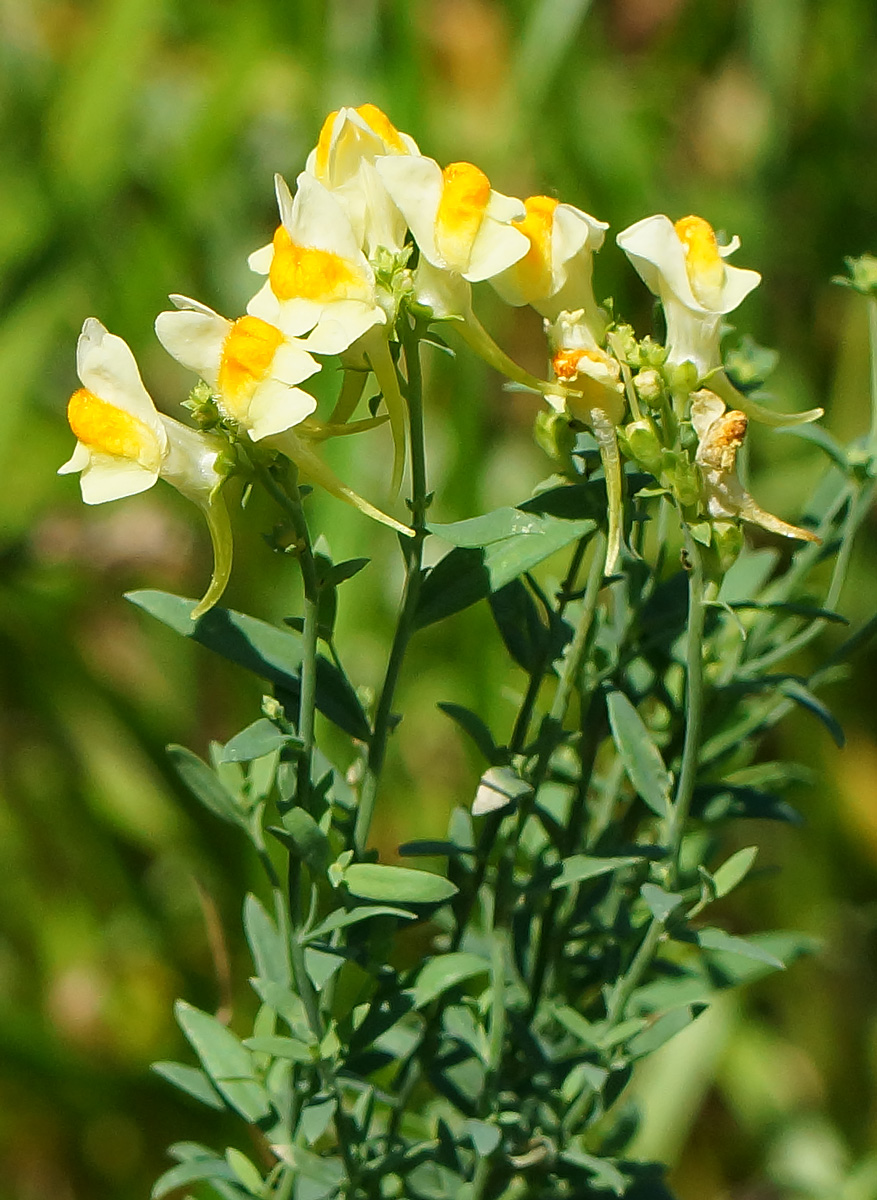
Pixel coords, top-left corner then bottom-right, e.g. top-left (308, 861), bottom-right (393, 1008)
top-left (342, 863), bottom-right (458, 904)
top-left (225, 1148), bottom-right (263, 1194)
top-left (472, 766), bottom-right (533, 816)
top-left (243, 894), bottom-right (290, 987)
top-left (697, 927), bottom-right (785, 968)
top-left (626, 1006), bottom-right (700, 1058)
top-left (175, 1001), bottom-right (271, 1123)
top-left (303, 905), bottom-right (416, 942)
top-left (242, 1035), bottom-right (313, 1062)
top-left (641, 883), bottom-right (684, 923)
top-left (489, 579), bottom-right (550, 673)
top-left (437, 703), bottom-right (498, 763)
top-left (304, 948), bottom-right (344, 991)
top-left (398, 839), bottom-right (474, 858)
top-left (151, 1156), bottom-right (235, 1200)
top-left (777, 678), bottom-right (845, 747)
top-left (151, 1061), bottom-right (225, 1110)
top-left (415, 514), bottom-right (595, 628)
top-left (221, 718), bottom-right (300, 763)
top-left (712, 847), bottom-right (759, 898)
top-left (552, 855), bottom-right (641, 890)
top-left (249, 979), bottom-right (312, 1039)
top-left (607, 691), bottom-right (672, 817)
top-left (464, 1118), bottom-right (502, 1157)
top-left (167, 745), bottom-right (242, 826)
top-left (127, 591), bottom-right (371, 740)
top-left (299, 1098), bottom-right (337, 1145)
top-left (412, 952), bottom-right (490, 1008)
top-left (324, 557), bottom-right (370, 586)
top-left (273, 808), bottom-right (330, 873)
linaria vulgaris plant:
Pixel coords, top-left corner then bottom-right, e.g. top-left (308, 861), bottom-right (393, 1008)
top-left (58, 105), bottom-right (877, 1200)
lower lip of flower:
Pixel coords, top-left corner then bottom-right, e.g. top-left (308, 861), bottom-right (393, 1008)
top-left (269, 225), bottom-right (370, 303)
top-left (218, 316), bottom-right (285, 415)
top-left (67, 388), bottom-right (163, 468)
top-left (674, 215), bottom-right (726, 307)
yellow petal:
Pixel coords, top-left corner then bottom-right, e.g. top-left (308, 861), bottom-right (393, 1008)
top-left (509, 195), bottom-right (559, 301)
top-left (435, 162), bottom-right (492, 272)
top-left (674, 215), bottom-right (726, 308)
top-left (67, 388), bottom-right (163, 470)
top-left (269, 224), bottom-right (371, 303)
top-left (218, 315), bottom-right (285, 417)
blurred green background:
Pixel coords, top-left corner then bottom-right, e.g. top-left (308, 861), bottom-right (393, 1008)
top-left (2, 0), bottom-right (877, 1196)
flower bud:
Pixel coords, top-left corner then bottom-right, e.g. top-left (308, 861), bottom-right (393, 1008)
top-left (633, 368), bottom-right (663, 408)
top-left (621, 420), bottom-right (663, 474)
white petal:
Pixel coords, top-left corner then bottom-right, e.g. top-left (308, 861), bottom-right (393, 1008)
top-left (155, 309), bottom-right (230, 387)
top-left (246, 379), bottom-right (318, 441)
top-left (287, 172), bottom-right (367, 264)
top-left (271, 341), bottom-right (322, 386)
top-left (464, 220), bottom-right (530, 283)
top-left (78, 455), bottom-right (159, 504)
top-left (691, 391), bottom-right (726, 441)
top-left (303, 302), bottom-right (386, 356)
top-left (248, 243), bottom-right (274, 274)
top-left (617, 214), bottom-right (702, 311)
top-left (375, 154), bottom-right (443, 265)
top-left (552, 204), bottom-right (607, 272)
top-left (719, 235), bottom-right (741, 258)
top-left (58, 440), bottom-right (91, 475)
top-left (246, 280), bottom-right (284, 325)
top-left (716, 263), bottom-right (761, 313)
top-left (75, 319), bottom-right (167, 450)
top-left (484, 189), bottom-right (526, 223)
top-left (413, 258), bottom-right (471, 320)
top-left (167, 293), bottom-right (220, 316)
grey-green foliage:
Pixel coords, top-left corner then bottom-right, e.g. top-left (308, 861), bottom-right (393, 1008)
top-left (137, 366), bottom-right (875, 1197)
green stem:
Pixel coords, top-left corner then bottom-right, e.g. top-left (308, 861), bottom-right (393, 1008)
top-left (604, 915), bottom-right (665, 1027)
top-left (868, 296), bottom-right (877, 455)
top-left (662, 528), bottom-right (706, 888)
top-left (354, 319), bottom-right (429, 857)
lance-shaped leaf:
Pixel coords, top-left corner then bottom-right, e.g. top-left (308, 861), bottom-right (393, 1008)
top-left (416, 509), bottom-right (595, 628)
top-left (127, 590), bottom-right (370, 740)
top-left (412, 952), bottom-right (490, 1008)
top-left (342, 862), bottom-right (458, 903)
top-left (606, 690), bottom-right (673, 817)
top-left (174, 1001), bottom-right (272, 1123)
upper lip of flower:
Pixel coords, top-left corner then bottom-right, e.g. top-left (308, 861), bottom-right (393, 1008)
top-left (374, 154), bottom-right (530, 282)
top-left (307, 104), bottom-right (419, 186)
top-left (246, 174), bottom-right (388, 353)
top-left (616, 213), bottom-right (760, 315)
top-left (492, 197), bottom-right (608, 309)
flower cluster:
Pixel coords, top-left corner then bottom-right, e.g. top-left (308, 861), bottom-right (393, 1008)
top-left (59, 103), bottom-right (821, 612)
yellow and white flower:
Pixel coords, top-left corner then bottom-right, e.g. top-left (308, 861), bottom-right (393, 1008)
top-left (155, 296), bottom-right (321, 442)
top-left (491, 195), bottom-right (608, 326)
top-left (58, 318), bottom-right (232, 617)
top-left (155, 300), bottom-right (411, 537)
top-left (617, 214), bottom-right (821, 427)
top-left (616, 213), bottom-right (759, 380)
top-left (375, 154), bottom-right (529, 283)
top-left (305, 103), bottom-right (418, 258)
top-left (247, 173), bottom-right (388, 355)
top-left (691, 389), bottom-right (820, 543)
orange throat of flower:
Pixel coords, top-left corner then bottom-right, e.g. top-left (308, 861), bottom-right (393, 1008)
top-left (269, 225), bottom-right (370, 304)
top-left (434, 161), bottom-right (492, 272)
top-left (510, 196), bottom-right (559, 300)
top-left (674, 215), bottom-right (726, 308)
top-left (67, 388), bottom-right (163, 469)
top-left (218, 316), bottom-right (285, 418)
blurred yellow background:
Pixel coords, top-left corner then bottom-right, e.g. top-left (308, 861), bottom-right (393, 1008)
top-left (2, 0), bottom-right (877, 1196)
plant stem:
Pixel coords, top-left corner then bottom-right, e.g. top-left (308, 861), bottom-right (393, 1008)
top-left (354, 319), bottom-right (428, 857)
top-left (662, 528), bottom-right (706, 888)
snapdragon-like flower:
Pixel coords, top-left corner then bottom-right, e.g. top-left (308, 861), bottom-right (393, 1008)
top-left (155, 299), bottom-right (411, 537)
top-left (548, 312), bottom-right (627, 574)
top-left (58, 318), bottom-right (232, 618)
top-left (492, 195), bottom-right (608, 327)
top-left (617, 214), bottom-right (822, 427)
top-left (156, 296), bottom-right (321, 441)
top-left (305, 103), bottom-right (418, 258)
top-left (691, 389), bottom-right (820, 543)
top-left (248, 173), bottom-right (409, 494)
top-left (376, 154), bottom-right (566, 399)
